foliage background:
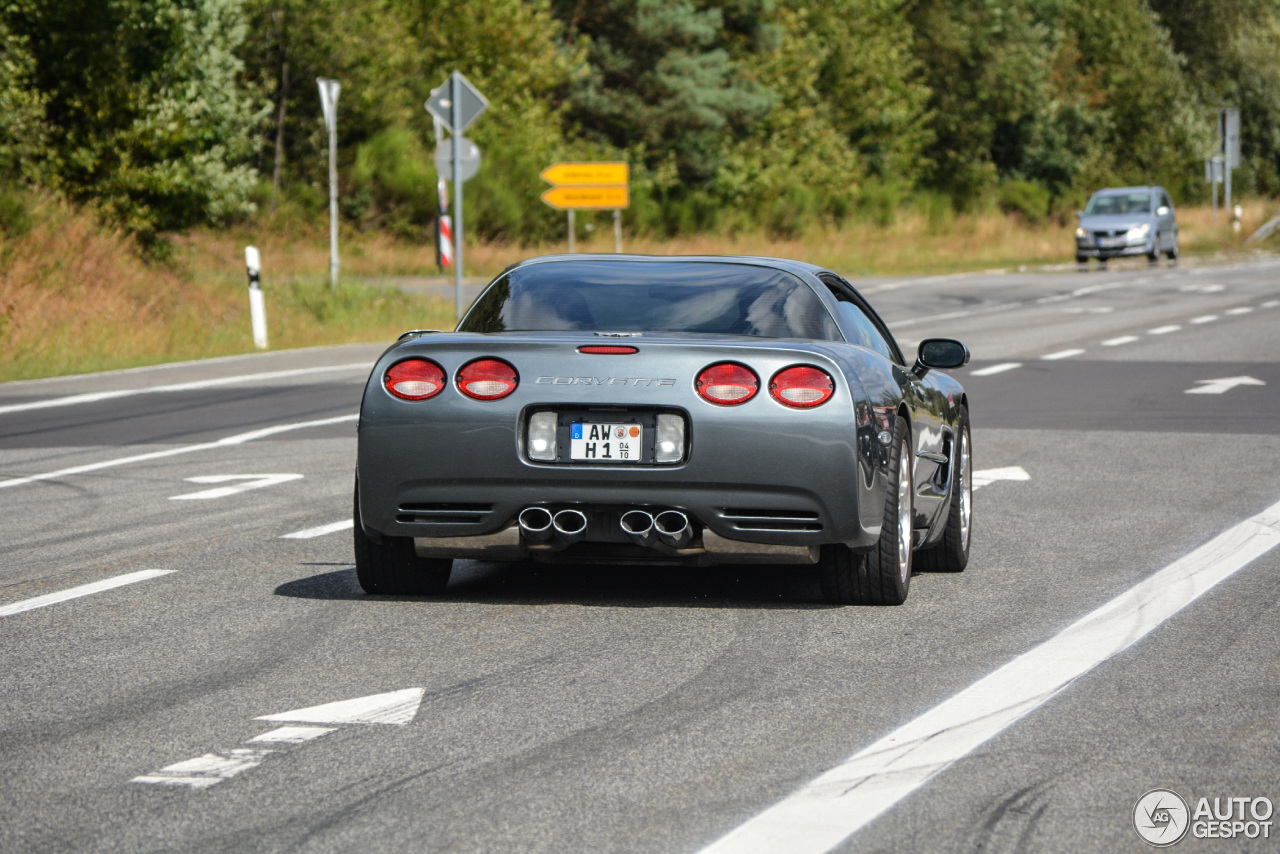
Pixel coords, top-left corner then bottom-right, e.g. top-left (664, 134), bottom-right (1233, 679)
top-left (2, 0), bottom-right (1279, 242)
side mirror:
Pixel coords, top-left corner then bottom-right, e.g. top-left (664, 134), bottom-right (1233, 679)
top-left (912, 338), bottom-right (970, 378)
top-left (1075, 210), bottom-right (1084, 219)
top-left (1156, 205), bottom-right (1170, 216)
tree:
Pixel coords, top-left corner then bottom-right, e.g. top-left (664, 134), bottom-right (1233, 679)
top-left (6, 0), bottom-right (266, 234)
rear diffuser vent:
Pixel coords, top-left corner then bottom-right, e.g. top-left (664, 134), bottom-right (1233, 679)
top-left (720, 508), bottom-right (822, 532)
top-left (397, 503), bottom-right (493, 525)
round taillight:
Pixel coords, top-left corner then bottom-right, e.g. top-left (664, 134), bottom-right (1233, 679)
top-left (770, 365), bottom-right (835, 408)
top-left (457, 358), bottom-right (518, 400)
top-left (384, 359), bottom-right (446, 400)
top-left (695, 362), bottom-right (759, 406)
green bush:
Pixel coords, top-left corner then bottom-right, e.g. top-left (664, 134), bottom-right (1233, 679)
top-left (997, 179), bottom-right (1051, 224)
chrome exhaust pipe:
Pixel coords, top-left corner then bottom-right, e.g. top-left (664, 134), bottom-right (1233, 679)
top-left (552, 509), bottom-right (589, 544)
top-left (653, 510), bottom-right (692, 549)
top-left (518, 506), bottom-right (554, 544)
top-left (619, 510), bottom-right (656, 547)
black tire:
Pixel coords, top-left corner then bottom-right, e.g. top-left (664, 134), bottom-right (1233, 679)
top-left (1165, 235), bottom-right (1178, 260)
top-left (915, 408), bottom-right (971, 573)
top-left (1147, 236), bottom-right (1159, 262)
top-left (353, 480), bottom-right (451, 595)
top-left (819, 416), bottom-right (913, 605)
top-left (1075, 254), bottom-right (1087, 264)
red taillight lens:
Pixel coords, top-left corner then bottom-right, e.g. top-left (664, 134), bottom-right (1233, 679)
top-left (384, 359), bottom-right (446, 400)
top-left (457, 358), bottom-right (518, 400)
top-left (577, 345), bottom-right (638, 355)
top-left (695, 362), bottom-right (759, 405)
top-left (770, 365), bottom-right (834, 408)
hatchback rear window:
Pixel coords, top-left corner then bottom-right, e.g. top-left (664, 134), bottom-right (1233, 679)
top-left (459, 260), bottom-right (839, 340)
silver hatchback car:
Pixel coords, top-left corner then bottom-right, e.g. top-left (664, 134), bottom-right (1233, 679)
top-left (1075, 186), bottom-right (1178, 264)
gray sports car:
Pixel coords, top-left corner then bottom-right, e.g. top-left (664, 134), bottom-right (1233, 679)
top-left (354, 254), bottom-right (972, 605)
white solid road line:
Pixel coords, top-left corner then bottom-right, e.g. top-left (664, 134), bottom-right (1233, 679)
top-left (0, 364), bottom-right (369, 416)
top-left (1149, 325), bottom-right (1182, 335)
top-left (969, 363), bottom-right (1022, 377)
top-left (1190, 315), bottom-right (1219, 324)
top-left (1102, 335), bottom-right (1139, 346)
top-left (697, 497), bottom-right (1280, 854)
top-left (1041, 349), bottom-right (1085, 360)
top-left (0, 414), bottom-right (357, 491)
top-left (0, 569), bottom-right (174, 617)
top-left (281, 519), bottom-right (354, 539)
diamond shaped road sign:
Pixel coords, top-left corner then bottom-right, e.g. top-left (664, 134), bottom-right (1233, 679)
top-left (425, 71), bottom-right (488, 135)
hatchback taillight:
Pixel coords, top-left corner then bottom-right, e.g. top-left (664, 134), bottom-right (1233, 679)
top-left (384, 359), bottom-right (446, 400)
top-left (695, 362), bottom-right (759, 405)
top-left (457, 358), bottom-right (518, 400)
top-left (770, 366), bottom-right (834, 408)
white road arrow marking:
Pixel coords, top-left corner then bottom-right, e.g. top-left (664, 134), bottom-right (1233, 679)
top-left (169, 473), bottom-right (303, 501)
top-left (1185, 376), bottom-right (1267, 395)
top-left (131, 748), bottom-right (275, 789)
top-left (133, 689), bottom-right (424, 790)
top-left (971, 467), bottom-right (1030, 490)
top-left (256, 688), bottom-right (426, 726)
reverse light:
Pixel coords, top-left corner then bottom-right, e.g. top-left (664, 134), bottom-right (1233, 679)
top-left (770, 366), bottom-right (834, 408)
top-left (695, 362), bottom-right (759, 406)
top-left (457, 358), bottom-right (518, 400)
top-left (528, 411), bottom-right (557, 461)
top-left (655, 413), bottom-right (685, 464)
top-left (384, 359), bottom-right (446, 400)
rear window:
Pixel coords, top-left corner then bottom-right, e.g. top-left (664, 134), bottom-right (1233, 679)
top-left (1085, 192), bottom-right (1152, 215)
top-left (459, 260), bottom-right (839, 340)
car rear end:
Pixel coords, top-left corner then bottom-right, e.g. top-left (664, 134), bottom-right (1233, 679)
top-left (356, 332), bottom-right (879, 566)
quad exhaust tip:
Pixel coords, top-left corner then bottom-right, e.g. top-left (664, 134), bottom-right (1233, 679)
top-left (517, 506), bottom-right (555, 544)
top-left (620, 510), bottom-right (656, 547)
top-left (654, 510), bottom-right (692, 549)
top-left (552, 508), bottom-right (589, 544)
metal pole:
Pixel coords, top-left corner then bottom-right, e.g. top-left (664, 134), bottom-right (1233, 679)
top-left (613, 209), bottom-right (621, 253)
top-left (1212, 164), bottom-right (1218, 225)
top-left (451, 73), bottom-right (464, 323)
top-left (327, 97), bottom-right (339, 289)
top-left (568, 210), bottom-right (575, 253)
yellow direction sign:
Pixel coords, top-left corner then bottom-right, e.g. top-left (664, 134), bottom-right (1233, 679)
top-left (540, 162), bottom-right (629, 186)
top-left (540, 185), bottom-right (630, 210)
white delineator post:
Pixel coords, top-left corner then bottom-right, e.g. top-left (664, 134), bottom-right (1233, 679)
top-left (245, 246), bottom-right (268, 350)
top-left (317, 78), bottom-right (341, 288)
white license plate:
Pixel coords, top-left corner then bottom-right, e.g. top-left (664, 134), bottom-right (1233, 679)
top-left (570, 422), bottom-right (642, 462)
top-left (1098, 237), bottom-right (1124, 248)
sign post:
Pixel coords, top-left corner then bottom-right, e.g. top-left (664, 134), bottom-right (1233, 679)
top-left (245, 246), bottom-right (268, 350)
top-left (426, 72), bottom-right (488, 322)
top-left (1220, 108), bottom-right (1241, 223)
top-left (317, 78), bottom-right (341, 289)
top-left (539, 163), bottom-right (630, 252)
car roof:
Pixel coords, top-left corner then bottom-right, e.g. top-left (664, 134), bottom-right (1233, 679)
top-left (502, 253), bottom-right (828, 278)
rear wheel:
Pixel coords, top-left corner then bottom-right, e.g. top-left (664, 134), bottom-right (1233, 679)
top-left (819, 417), bottom-right (913, 605)
top-left (1147, 235), bottom-right (1160, 262)
top-left (353, 479), bottom-right (452, 595)
top-left (915, 408), bottom-right (971, 573)
top-left (1075, 254), bottom-right (1088, 265)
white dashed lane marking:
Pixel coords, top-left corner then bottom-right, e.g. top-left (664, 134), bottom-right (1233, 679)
top-left (969, 363), bottom-right (1022, 377)
top-left (0, 570), bottom-right (174, 618)
top-left (1226, 307), bottom-right (1253, 315)
top-left (1149, 325), bottom-right (1182, 335)
top-left (281, 520), bottom-right (353, 539)
top-left (1190, 315), bottom-right (1219, 324)
top-left (1102, 336), bottom-right (1139, 346)
top-left (1041, 349), bottom-right (1085, 360)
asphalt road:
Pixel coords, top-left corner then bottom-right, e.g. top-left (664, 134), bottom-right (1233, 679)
top-left (2, 256), bottom-right (1279, 853)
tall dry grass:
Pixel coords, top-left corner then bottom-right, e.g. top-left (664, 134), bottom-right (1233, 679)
top-left (1, 197), bottom-right (452, 382)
